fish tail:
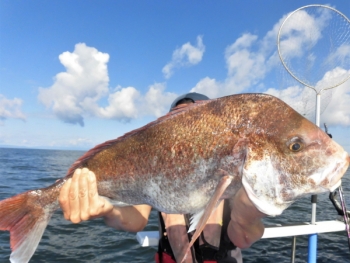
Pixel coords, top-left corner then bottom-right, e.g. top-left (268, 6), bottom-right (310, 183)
top-left (0, 187), bottom-right (59, 263)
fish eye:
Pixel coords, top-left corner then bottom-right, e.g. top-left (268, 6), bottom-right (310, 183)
top-left (289, 142), bottom-right (303, 152)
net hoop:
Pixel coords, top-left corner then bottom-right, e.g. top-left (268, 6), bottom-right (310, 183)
top-left (277, 4), bottom-right (350, 93)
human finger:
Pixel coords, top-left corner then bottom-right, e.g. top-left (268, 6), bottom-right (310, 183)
top-left (69, 168), bottom-right (82, 223)
top-left (59, 178), bottom-right (72, 220)
top-left (87, 170), bottom-right (103, 217)
top-left (78, 168), bottom-right (90, 221)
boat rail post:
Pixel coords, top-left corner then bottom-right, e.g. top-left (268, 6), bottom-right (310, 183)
top-left (307, 92), bottom-right (321, 263)
top-left (308, 194), bottom-right (318, 263)
top-left (291, 236), bottom-right (296, 263)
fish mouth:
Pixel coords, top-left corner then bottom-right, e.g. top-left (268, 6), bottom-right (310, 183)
top-left (329, 179), bottom-right (342, 192)
top-left (328, 152), bottom-right (349, 192)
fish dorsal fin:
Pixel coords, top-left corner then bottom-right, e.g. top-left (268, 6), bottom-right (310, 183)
top-left (66, 99), bottom-right (210, 177)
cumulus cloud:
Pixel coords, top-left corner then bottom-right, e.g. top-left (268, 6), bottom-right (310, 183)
top-left (318, 68), bottom-right (350, 126)
top-left (38, 43), bottom-right (179, 126)
top-left (162, 36), bottom-right (205, 79)
top-left (97, 86), bottom-right (141, 121)
top-left (190, 16), bottom-right (286, 98)
top-left (191, 8), bottom-right (350, 127)
top-left (194, 8), bottom-right (333, 97)
top-left (325, 44), bottom-right (350, 72)
top-left (143, 83), bottom-right (178, 116)
top-left (191, 32), bottom-right (273, 97)
top-left (191, 77), bottom-right (222, 99)
top-left (0, 95), bottom-right (26, 123)
top-left (269, 78), bottom-right (350, 129)
top-left (38, 43), bottom-right (110, 126)
top-left (38, 10), bottom-right (350, 129)
top-left (277, 9), bottom-right (328, 60)
top-left (275, 7), bottom-right (350, 126)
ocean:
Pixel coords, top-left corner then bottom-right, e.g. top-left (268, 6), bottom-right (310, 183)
top-left (0, 147), bottom-right (349, 263)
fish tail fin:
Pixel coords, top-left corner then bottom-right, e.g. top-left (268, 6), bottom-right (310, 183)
top-left (0, 189), bottom-right (58, 263)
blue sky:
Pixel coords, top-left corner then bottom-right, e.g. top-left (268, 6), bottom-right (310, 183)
top-left (1, 0), bottom-right (350, 153)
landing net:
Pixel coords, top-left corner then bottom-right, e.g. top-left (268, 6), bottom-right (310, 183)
top-left (277, 4), bottom-right (350, 122)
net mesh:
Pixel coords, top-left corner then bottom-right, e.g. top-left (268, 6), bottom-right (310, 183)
top-left (277, 5), bottom-right (350, 120)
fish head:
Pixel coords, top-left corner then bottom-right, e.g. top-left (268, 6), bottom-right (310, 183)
top-left (240, 95), bottom-right (349, 216)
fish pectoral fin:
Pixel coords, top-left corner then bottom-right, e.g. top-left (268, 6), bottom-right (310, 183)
top-left (232, 137), bottom-right (249, 155)
top-left (231, 137), bottom-right (249, 176)
top-left (107, 198), bottom-right (133, 207)
top-left (180, 174), bottom-right (234, 263)
top-left (188, 210), bottom-right (204, 233)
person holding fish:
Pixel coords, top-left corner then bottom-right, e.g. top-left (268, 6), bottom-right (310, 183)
top-left (155, 93), bottom-right (244, 263)
top-left (59, 93), bottom-right (266, 263)
top-left (2, 91), bottom-right (348, 263)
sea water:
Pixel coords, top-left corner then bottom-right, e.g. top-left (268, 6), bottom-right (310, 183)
top-left (0, 147), bottom-right (349, 263)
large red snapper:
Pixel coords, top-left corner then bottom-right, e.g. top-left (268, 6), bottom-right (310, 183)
top-left (0, 93), bottom-right (349, 263)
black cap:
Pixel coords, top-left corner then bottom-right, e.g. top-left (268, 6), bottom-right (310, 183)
top-left (169, 92), bottom-right (210, 112)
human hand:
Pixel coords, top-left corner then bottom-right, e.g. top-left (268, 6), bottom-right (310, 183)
top-left (228, 187), bottom-right (265, 248)
top-left (59, 168), bottom-right (114, 223)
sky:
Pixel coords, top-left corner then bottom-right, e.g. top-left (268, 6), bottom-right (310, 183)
top-left (1, 0), bottom-right (350, 153)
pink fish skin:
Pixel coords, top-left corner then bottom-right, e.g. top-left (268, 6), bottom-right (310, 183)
top-left (0, 93), bottom-right (349, 263)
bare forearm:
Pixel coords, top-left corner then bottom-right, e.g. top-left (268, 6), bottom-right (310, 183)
top-left (104, 205), bottom-right (152, 232)
top-left (162, 213), bottom-right (194, 263)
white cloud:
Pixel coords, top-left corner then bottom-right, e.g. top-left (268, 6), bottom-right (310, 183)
top-left (191, 33), bottom-right (273, 97)
top-left (276, 7), bottom-right (345, 89)
top-left (264, 67), bottom-right (350, 127)
top-left (315, 67), bottom-right (350, 90)
top-left (225, 33), bottom-right (258, 54)
top-left (38, 43), bottom-right (180, 126)
top-left (162, 36), bottom-right (205, 79)
top-left (143, 83), bottom-right (178, 116)
top-left (36, 9), bottom-right (350, 130)
top-left (278, 7), bottom-right (332, 60)
top-left (96, 86), bottom-right (141, 120)
top-left (38, 43), bottom-right (110, 126)
top-left (318, 68), bottom-right (350, 126)
top-left (191, 9), bottom-right (350, 128)
top-left (325, 44), bottom-right (350, 70)
top-left (191, 77), bottom-right (222, 99)
top-left (0, 95), bottom-right (26, 123)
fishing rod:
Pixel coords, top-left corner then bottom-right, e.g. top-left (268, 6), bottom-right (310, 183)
top-left (338, 186), bottom-right (350, 251)
top-left (329, 191), bottom-right (350, 217)
top-left (326, 121), bottom-right (350, 252)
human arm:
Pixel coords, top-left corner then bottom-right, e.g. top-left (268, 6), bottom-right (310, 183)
top-left (59, 168), bottom-right (152, 232)
top-left (227, 187), bottom-right (266, 248)
top-left (161, 213), bottom-right (194, 263)
top-left (104, 204), bottom-right (152, 232)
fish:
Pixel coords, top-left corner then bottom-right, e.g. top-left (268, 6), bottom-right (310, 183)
top-left (0, 93), bottom-right (349, 263)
